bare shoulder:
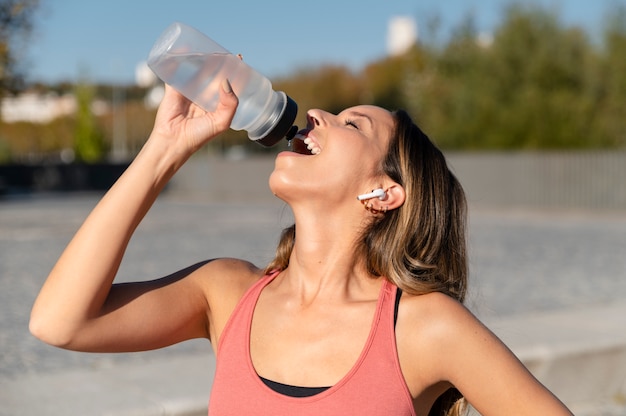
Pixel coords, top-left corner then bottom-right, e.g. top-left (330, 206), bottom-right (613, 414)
top-left (193, 258), bottom-right (265, 344)
top-left (399, 291), bottom-right (500, 360)
top-left (395, 291), bottom-right (492, 386)
top-left (199, 257), bottom-right (264, 282)
top-left (196, 257), bottom-right (264, 300)
top-left (398, 291), bottom-right (480, 337)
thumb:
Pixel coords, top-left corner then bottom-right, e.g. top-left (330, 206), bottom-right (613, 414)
top-left (213, 79), bottom-right (238, 130)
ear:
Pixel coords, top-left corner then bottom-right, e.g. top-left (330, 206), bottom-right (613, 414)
top-left (372, 182), bottom-right (405, 212)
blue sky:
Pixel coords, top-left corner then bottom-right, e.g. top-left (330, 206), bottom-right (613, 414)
top-left (25, 0), bottom-right (617, 85)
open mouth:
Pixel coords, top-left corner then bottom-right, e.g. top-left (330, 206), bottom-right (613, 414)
top-left (290, 132), bottom-right (321, 155)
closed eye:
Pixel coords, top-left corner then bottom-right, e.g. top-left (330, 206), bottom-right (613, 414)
top-left (345, 119), bottom-right (359, 129)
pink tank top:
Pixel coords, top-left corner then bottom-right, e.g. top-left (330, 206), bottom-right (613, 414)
top-left (208, 272), bottom-right (416, 415)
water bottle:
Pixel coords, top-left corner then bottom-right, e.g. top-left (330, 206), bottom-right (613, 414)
top-left (147, 22), bottom-right (298, 147)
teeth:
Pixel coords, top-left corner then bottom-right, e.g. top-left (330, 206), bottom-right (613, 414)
top-left (304, 137), bottom-right (321, 155)
top-left (292, 133), bottom-right (321, 155)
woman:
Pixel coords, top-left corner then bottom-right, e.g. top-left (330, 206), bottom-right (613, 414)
top-left (30, 81), bottom-right (572, 415)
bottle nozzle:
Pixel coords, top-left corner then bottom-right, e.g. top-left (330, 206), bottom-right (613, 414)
top-left (285, 125), bottom-right (298, 142)
top-left (253, 94), bottom-right (298, 147)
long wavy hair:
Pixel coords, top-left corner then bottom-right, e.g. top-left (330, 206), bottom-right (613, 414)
top-left (265, 109), bottom-right (468, 416)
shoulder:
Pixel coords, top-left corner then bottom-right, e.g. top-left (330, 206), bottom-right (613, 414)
top-left (196, 257), bottom-right (264, 301)
top-left (397, 291), bottom-right (483, 346)
top-left (193, 258), bottom-right (265, 343)
top-left (395, 291), bottom-right (492, 386)
top-left (199, 257), bottom-right (264, 282)
top-left (402, 291), bottom-right (478, 331)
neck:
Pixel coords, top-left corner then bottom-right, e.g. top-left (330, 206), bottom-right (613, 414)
top-left (280, 203), bottom-right (377, 302)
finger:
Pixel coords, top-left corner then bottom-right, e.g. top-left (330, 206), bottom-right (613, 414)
top-left (163, 84), bottom-right (182, 102)
top-left (211, 79), bottom-right (238, 130)
top-left (160, 84), bottom-right (189, 112)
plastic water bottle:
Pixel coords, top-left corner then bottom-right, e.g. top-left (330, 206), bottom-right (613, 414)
top-left (147, 22), bottom-right (297, 147)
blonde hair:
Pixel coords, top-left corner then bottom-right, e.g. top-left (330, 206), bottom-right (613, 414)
top-left (265, 110), bottom-right (468, 415)
top-left (359, 110), bottom-right (467, 301)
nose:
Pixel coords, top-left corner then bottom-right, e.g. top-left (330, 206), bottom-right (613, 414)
top-left (306, 109), bottom-right (330, 129)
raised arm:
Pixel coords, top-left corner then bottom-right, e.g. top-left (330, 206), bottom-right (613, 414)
top-left (29, 81), bottom-right (238, 352)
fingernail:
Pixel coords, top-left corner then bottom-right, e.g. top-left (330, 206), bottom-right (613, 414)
top-left (222, 78), bottom-right (233, 93)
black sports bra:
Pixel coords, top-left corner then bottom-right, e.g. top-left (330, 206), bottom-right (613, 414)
top-left (260, 287), bottom-right (403, 397)
top-left (259, 376), bottom-right (329, 397)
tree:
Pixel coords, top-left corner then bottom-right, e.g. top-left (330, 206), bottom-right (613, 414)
top-left (597, 4), bottom-right (626, 147)
top-left (403, 3), bottom-right (610, 150)
top-left (0, 0), bottom-right (40, 95)
top-left (73, 81), bottom-right (106, 162)
top-left (274, 65), bottom-right (363, 130)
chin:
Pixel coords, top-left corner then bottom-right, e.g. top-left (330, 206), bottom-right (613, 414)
top-left (269, 170), bottom-right (315, 206)
top-left (268, 170), bottom-right (288, 202)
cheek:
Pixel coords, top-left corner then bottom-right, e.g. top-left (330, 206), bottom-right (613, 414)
top-left (321, 152), bottom-right (380, 191)
top-left (321, 153), bottom-right (358, 179)
top-left (334, 142), bottom-right (383, 171)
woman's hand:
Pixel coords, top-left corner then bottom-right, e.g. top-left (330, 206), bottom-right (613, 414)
top-left (150, 80), bottom-right (239, 158)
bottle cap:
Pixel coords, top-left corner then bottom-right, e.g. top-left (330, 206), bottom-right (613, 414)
top-left (254, 95), bottom-right (298, 147)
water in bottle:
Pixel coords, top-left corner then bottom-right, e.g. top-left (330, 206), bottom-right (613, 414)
top-left (147, 22), bottom-right (297, 146)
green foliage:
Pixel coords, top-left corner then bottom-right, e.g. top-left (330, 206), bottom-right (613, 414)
top-left (0, 136), bottom-right (11, 163)
top-left (2, 0), bottom-right (626, 161)
top-left (597, 4), bottom-right (626, 147)
top-left (73, 82), bottom-right (106, 162)
top-left (399, 3), bottom-right (625, 150)
top-left (274, 65), bottom-right (363, 130)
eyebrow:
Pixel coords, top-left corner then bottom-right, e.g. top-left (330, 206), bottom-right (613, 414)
top-left (349, 111), bottom-right (374, 129)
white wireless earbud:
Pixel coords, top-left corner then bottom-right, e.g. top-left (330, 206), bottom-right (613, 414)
top-left (357, 189), bottom-right (386, 201)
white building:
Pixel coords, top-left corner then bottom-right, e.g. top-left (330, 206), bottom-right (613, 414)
top-left (1, 92), bottom-right (77, 123)
top-left (1, 92), bottom-right (110, 124)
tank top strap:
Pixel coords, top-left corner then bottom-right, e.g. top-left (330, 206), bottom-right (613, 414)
top-left (209, 274), bottom-right (416, 416)
top-left (215, 271), bottom-right (279, 355)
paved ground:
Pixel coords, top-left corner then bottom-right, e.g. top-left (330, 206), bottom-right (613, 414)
top-left (1, 192), bottom-right (625, 413)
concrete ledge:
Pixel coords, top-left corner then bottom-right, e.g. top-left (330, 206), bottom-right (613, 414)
top-left (2, 302), bottom-right (625, 415)
top-left (0, 354), bottom-right (213, 416)
top-left (484, 302), bottom-right (626, 415)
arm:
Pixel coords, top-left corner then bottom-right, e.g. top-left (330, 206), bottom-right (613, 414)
top-left (398, 293), bottom-right (573, 416)
top-left (29, 81), bottom-right (238, 351)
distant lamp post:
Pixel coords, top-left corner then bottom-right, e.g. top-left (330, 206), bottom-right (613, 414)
top-left (111, 82), bottom-right (127, 162)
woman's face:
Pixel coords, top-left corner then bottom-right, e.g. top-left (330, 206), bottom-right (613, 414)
top-left (270, 105), bottom-right (395, 205)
